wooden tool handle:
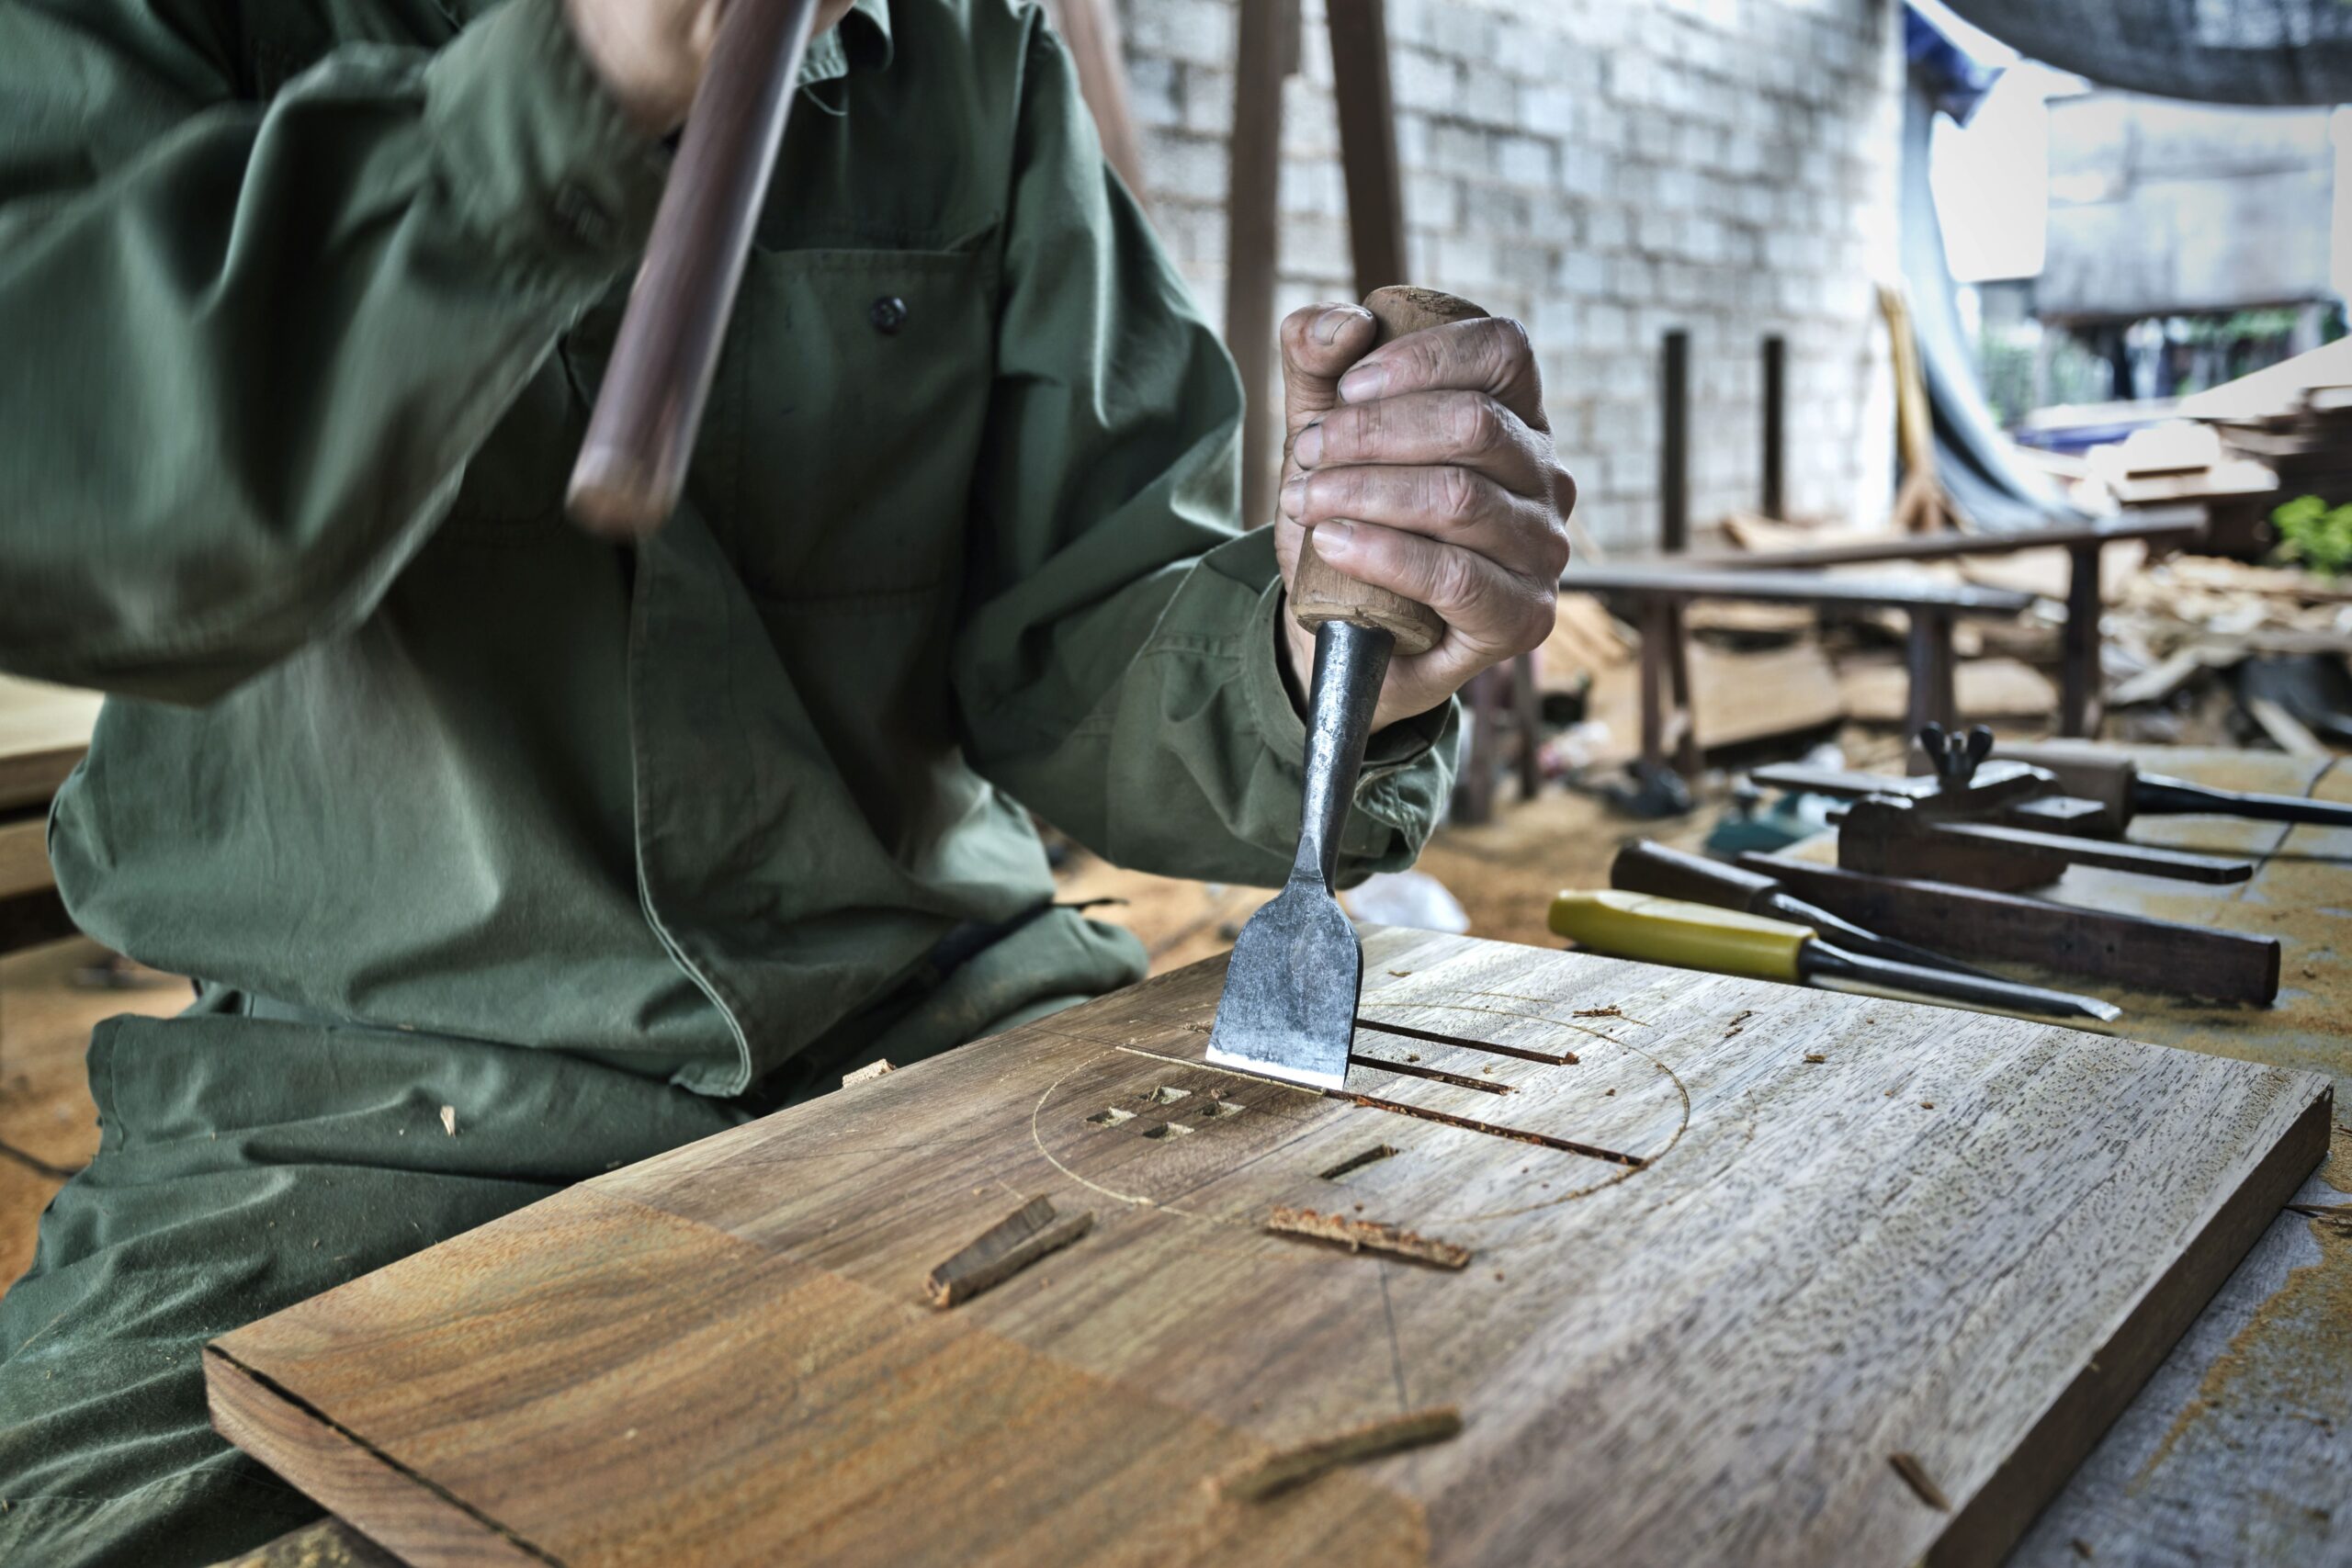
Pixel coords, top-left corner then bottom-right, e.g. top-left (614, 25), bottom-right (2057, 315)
top-left (1289, 285), bottom-right (1487, 658)
top-left (566, 0), bottom-right (825, 536)
top-left (1611, 840), bottom-right (1780, 913)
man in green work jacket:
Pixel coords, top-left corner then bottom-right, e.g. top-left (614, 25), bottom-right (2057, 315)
top-left (0, 0), bottom-right (1575, 1555)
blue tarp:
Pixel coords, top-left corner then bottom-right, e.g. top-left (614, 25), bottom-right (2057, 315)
top-left (1942, 0), bottom-right (2352, 107)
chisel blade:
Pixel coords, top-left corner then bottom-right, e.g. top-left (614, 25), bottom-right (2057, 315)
top-left (1205, 621), bottom-right (1394, 1093)
top-left (1205, 886), bottom-right (1361, 1091)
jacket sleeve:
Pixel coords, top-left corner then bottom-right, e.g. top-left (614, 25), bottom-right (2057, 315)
top-left (0, 0), bottom-right (662, 701)
top-left (951, 18), bottom-right (1457, 890)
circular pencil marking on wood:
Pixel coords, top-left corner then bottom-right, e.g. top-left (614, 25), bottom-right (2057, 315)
top-left (1025, 996), bottom-right (1693, 1229)
top-left (1363, 1001), bottom-right (1690, 1224)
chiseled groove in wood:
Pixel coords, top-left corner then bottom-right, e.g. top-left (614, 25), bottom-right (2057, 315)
top-left (205, 1345), bottom-right (563, 1567)
top-left (1354, 1018), bottom-right (1579, 1066)
top-left (1105, 1041), bottom-right (1650, 1169)
top-left (1329, 1089), bottom-right (1646, 1168)
top-left (1933, 1088), bottom-right (2335, 1567)
top-left (1348, 1050), bottom-right (1517, 1095)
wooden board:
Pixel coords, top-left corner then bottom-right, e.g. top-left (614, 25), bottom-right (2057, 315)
top-left (1777, 746), bottom-right (2352, 1565)
top-left (1838, 656), bottom-right (2057, 725)
top-left (205, 931), bottom-right (2327, 1567)
top-left (1587, 640), bottom-right (1844, 761)
top-left (0, 674), bottom-right (98, 814)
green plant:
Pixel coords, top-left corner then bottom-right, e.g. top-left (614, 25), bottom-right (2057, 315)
top-left (2272, 494), bottom-right (2352, 577)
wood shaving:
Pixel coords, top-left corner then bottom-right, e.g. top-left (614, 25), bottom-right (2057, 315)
top-left (1265, 1205), bottom-right (1472, 1269)
top-left (842, 1058), bottom-right (897, 1087)
top-left (1889, 1451), bottom-right (1951, 1511)
top-left (925, 1197), bottom-right (1093, 1308)
top-left (1803, 1053), bottom-right (1827, 1064)
top-left (438, 1105), bottom-right (457, 1137)
top-left (1207, 1406), bottom-right (1464, 1503)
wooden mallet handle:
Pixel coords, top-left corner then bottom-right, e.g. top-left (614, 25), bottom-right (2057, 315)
top-left (566, 0), bottom-right (825, 536)
top-left (1288, 285), bottom-right (1487, 657)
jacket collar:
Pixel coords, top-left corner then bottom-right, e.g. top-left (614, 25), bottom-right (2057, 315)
top-left (802, 0), bottom-right (892, 87)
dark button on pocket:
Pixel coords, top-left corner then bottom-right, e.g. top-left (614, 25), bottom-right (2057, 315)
top-left (868, 295), bottom-right (909, 334)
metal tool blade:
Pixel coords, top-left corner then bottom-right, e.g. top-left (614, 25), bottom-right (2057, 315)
top-left (1764, 893), bottom-right (1999, 980)
top-left (2135, 773), bottom-right (2352, 829)
top-left (1804, 942), bottom-right (2121, 1024)
top-left (1206, 620), bottom-right (1393, 1090)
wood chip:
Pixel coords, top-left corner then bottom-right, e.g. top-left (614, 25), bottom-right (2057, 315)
top-left (1803, 1053), bottom-right (1827, 1064)
top-left (438, 1105), bottom-right (457, 1137)
top-left (1265, 1205), bottom-right (1472, 1269)
top-left (924, 1197), bottom-right (1093, 1308)
top-left (842, 1058), bottom-right (897, 1087)
top-left (1207, 1406), bottom-right (1464, 1503)
top-left (1890, 1450), bottom-right (1951, 1511)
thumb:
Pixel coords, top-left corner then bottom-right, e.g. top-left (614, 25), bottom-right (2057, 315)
top-left (1278, 302), bottom-right (1378, 463)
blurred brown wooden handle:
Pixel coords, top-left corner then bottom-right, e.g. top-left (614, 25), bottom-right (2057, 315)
top-left (566, 0), bottom-right (825, 536)
top-left (1288, 286), bottom-right (1487, 657)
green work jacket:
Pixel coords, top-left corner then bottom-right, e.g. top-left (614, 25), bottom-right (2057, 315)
top-left (0, 0), bottom-right (1459, 1099)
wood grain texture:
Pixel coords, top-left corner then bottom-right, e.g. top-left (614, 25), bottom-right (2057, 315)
top-left (1779, 745), bottom-right (2352, 1565)
top-left (208, 931), bottom-right (2327, 1567)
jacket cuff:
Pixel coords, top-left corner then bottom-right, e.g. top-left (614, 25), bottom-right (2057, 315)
top-left (1240, 576), bottom-right (1461, 862)
top-left (424, 0), bottom-right (667, 291)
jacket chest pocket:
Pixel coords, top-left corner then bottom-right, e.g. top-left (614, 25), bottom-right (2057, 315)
top-left (708, 243), bottom-right (997, 604)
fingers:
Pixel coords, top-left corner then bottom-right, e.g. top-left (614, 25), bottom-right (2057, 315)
top-left (1297, 518), bottom-right (1557, 663)
top-left (1290, 389), bottom-right (1551, 499)
top-left (1335, 316), bottom-right (1549, 434)
top-left (1283, 464), bottom-right (1570, 583)
top-left (1277, 302), bottom-right (1379, 454)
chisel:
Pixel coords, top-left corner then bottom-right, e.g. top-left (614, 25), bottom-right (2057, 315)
top-left (1609, 840), bottom-right (1997, 979)
top-left (1996, 739), bottom-right (2352, 835)
top-left (1547, 890), bottom-right (2121, 1024)
top-left (1208, 287), bottom-right (1487, 1091)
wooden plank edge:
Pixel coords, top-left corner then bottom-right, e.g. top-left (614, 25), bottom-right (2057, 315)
top-left (1929, 1080), bottom-right (2335, 1567)
top-left (205, 1343), bottom-right (550, 1568)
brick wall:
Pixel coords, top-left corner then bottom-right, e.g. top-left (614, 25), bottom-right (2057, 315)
top-left (1114, 0), bottom-right (1905, 552)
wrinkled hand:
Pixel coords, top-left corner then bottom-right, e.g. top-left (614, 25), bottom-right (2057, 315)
top-left (1273, 303), bottom-right (1577, 735)
top-left (563, 0), bottom-right (856, 132)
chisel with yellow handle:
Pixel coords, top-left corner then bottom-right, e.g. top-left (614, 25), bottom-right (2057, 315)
top-left (1546, 890), bottom-right (2120, 1024)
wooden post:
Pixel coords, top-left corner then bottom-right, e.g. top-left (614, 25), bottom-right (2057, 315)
top-left (1638, 599), bottom-right (1670, 775)
top-left (1905, 609), bottom-right (1958, 738)
top-left (1663, 601), bottom-right (1701, 779)
top-left (1511, 652), bottom-right (1544, 803)
top-left (1454, 668), bottom-right (1504, 825)
top-left (1761, 334), bottom-right (1786, 521)
top-left (1225, 0), bottom-right (1300, 531)
top-left (1661, 329), bottom-right (1690, 553)
top-left (1046, 0), bottom-right (1150, 206)
top-left (2059, 540), bottom-right (2102, 738)
top-left (1327, 0), bottom-right (1408, 299)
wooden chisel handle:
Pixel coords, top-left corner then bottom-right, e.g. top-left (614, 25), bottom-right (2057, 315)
top-left (567, 0), bottom-right (826, 536)
top-left (1288, 286), bottom-right (1487, 657)
top-left (1611, 840), bottom-right (1780, 914)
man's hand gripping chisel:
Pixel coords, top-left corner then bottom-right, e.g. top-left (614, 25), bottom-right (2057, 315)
top-left (1206, 288), bottom-right (1488, 1092)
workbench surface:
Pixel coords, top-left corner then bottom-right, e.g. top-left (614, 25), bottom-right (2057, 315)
top-left (1798, 744), bottom-right (2352, 1566)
